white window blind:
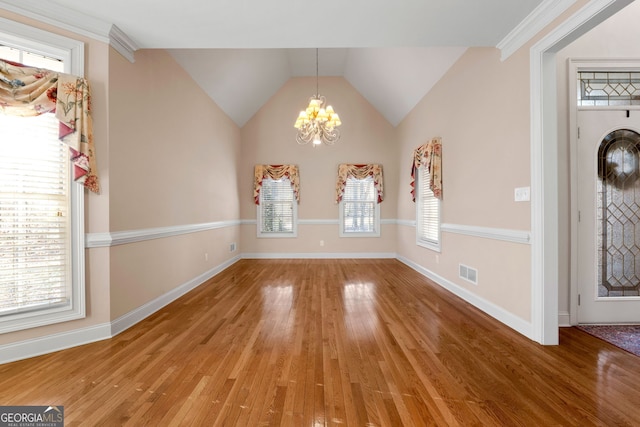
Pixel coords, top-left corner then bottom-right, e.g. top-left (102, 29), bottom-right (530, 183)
top-left (0, 45), bottom-right (64, 70)
top-left (0, 31), bottom-right (85, 334)
top-left (341, 176), bottom-right (379, 236)
top-left (258, 177), bottom-right (296, 236)
top-left (0, 113), bottom-right (71, 317)
top-left (417, 165), bottom-right (440, 249)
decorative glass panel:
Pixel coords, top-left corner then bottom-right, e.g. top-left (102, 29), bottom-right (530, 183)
top-left (578, 71), bottom-right (640, 106)
top-left (596, 129), bottom-right (640, 296)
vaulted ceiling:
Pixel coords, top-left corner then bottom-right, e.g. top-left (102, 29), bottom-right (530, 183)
top-left (1, 0), bottom-right (557, 127)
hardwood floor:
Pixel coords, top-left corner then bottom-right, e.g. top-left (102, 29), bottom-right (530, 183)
top-left (1, 259), bottom-right (640, 426)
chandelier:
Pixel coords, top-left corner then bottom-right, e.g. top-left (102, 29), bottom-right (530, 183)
top-left (294, 49), bottom-right (342, 146)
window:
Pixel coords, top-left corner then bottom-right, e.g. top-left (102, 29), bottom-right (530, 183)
top-left (340, 176), bottom-right (380, 237)
top-left (0, 20), bottom-right (85, 334)
top-left (578, 71), bottom-right (640, 107)
top-left (257, 177), bottom-right (297, 237)
top-left (417, 165), bottom-right (440, 251)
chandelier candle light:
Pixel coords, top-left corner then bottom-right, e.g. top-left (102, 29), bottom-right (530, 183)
top-left (294, 48), bottom-right (342, 146)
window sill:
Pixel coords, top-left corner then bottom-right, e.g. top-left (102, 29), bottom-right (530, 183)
top-left (340, 230), bottom-right (380, 238)
top-left (257, 232), bottom-right (298, 238)
top-left (417, 239), bottom-right (441, 253)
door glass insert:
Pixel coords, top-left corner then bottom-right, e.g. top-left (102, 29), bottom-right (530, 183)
top-left (597, 129), bottom-right (640, 297)
top-left (578, 71), bottom-right (640, 106)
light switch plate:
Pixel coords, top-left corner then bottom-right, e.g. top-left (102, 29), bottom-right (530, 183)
top-left (515, 187), bottom-right (530, 202)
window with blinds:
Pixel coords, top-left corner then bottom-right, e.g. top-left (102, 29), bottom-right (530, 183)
top-left (258, 177), bottom-right (297, 237)
top-left (0, 114), bottom-right (71, 317)
top-left (417, 165), bottom-right (440, 250)
top-left (0, 26), bottom-right (85, 334)
top-left (340, 176), bottom-right (380, 237)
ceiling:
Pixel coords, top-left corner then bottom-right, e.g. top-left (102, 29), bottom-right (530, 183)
top-left (1, 0), bottom-right (549, 127)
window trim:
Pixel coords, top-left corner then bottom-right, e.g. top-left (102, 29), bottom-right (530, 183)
top-left (339, 176), bottom-right (381, 238)
top-left (256, 177), bottom-right (298, 238)
top-left (0, 18), bottom-right (86, 334)
top-left (416, 165), bottom-right (441, 252)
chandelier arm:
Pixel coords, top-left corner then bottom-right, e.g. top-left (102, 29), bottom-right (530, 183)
top-left (320, 127), bottom-right (340, 145)
top-left (297, 134), bottom-right (311, 145)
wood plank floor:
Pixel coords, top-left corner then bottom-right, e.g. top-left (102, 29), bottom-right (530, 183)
top-left (1, 259), bottom-right (640, 426)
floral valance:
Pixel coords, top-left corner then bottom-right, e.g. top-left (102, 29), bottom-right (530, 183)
top-left (335, 164), bottom-right (384, 203)
top-left (0, 59), bottom-right (99, 193)
top-left (254, 164), bottom-right (300, 205)
top-left (411, 137), bottom-right (442, 201)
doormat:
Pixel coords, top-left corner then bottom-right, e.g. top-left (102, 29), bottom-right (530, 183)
top-left (577, 324), bottom-right (640, 357)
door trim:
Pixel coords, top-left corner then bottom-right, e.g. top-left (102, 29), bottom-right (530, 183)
top-left (569, 59), bottom-right (640, 325)
top-left (530, 0), bottom-right (632, 345)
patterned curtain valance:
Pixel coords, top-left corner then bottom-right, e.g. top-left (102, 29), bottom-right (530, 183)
top-left (254, 164), bottom-right (300, 205)
top-left (411, 137), bottom-right (442, 202)
top-left (0, 59), bottom-right (99, 193)
top-left (335, 163), bottom-right (384, 204)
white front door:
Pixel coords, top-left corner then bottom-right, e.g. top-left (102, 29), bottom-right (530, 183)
top-left (577, 109), bottom-right (640, 323)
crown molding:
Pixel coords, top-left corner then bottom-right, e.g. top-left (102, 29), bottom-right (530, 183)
top-left (0, 1), bottom-right (111, 42)
top-left (497, 0), bottom-right (576, 61)
top-left (108, 24), bottom-right (137, 63)
top-left (0, 0), bottom-right (137, 62)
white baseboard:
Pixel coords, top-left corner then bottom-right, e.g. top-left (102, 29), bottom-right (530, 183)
top-left (0, 322), bottom-right (111, 365)
top-left (0, 256), bottom-right (241, 365)
top-left (396, 255), bottom-right (534, 340)
top-left (111, 255), bottom-right (241, 336)
top-left (242, 252), bottom-right (397, 259)
top-left (558, 311), bottom-right (572, 327)
top-left (2, 253), bottom-right (539, 364)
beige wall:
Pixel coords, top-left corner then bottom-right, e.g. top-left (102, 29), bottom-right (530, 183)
top-left (396, 47), bottom-right (532, 228)
top-left (108, 49), bottom-right (241, 230)
top-left (395, 46), bottom-right (533, 321)
top-left (556, 1), bottom-right (640, 319)
top-left (240, 77), bottom-right (398, 255)
top-left (107, 48), bottom-right (241, 318)
top-left (0, 13), bottom-right (242, 343)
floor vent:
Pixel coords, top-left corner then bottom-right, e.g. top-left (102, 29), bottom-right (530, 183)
top-left (459, 264), bottom-right (478, 285)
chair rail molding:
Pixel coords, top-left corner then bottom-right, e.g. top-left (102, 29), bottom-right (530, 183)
top-left (441, 223), bottom-right (531, 245)
top-left (85, 220), bottom-right (241, 248)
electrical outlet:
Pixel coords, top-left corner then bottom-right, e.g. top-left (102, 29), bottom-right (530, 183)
top-left (229, 242), bottom-right (236, 252)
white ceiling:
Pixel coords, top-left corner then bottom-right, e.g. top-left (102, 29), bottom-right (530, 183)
top-left (1, 0), bottom-right (549, 127)
top-left (168, 47), bottom-right (469, 126)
